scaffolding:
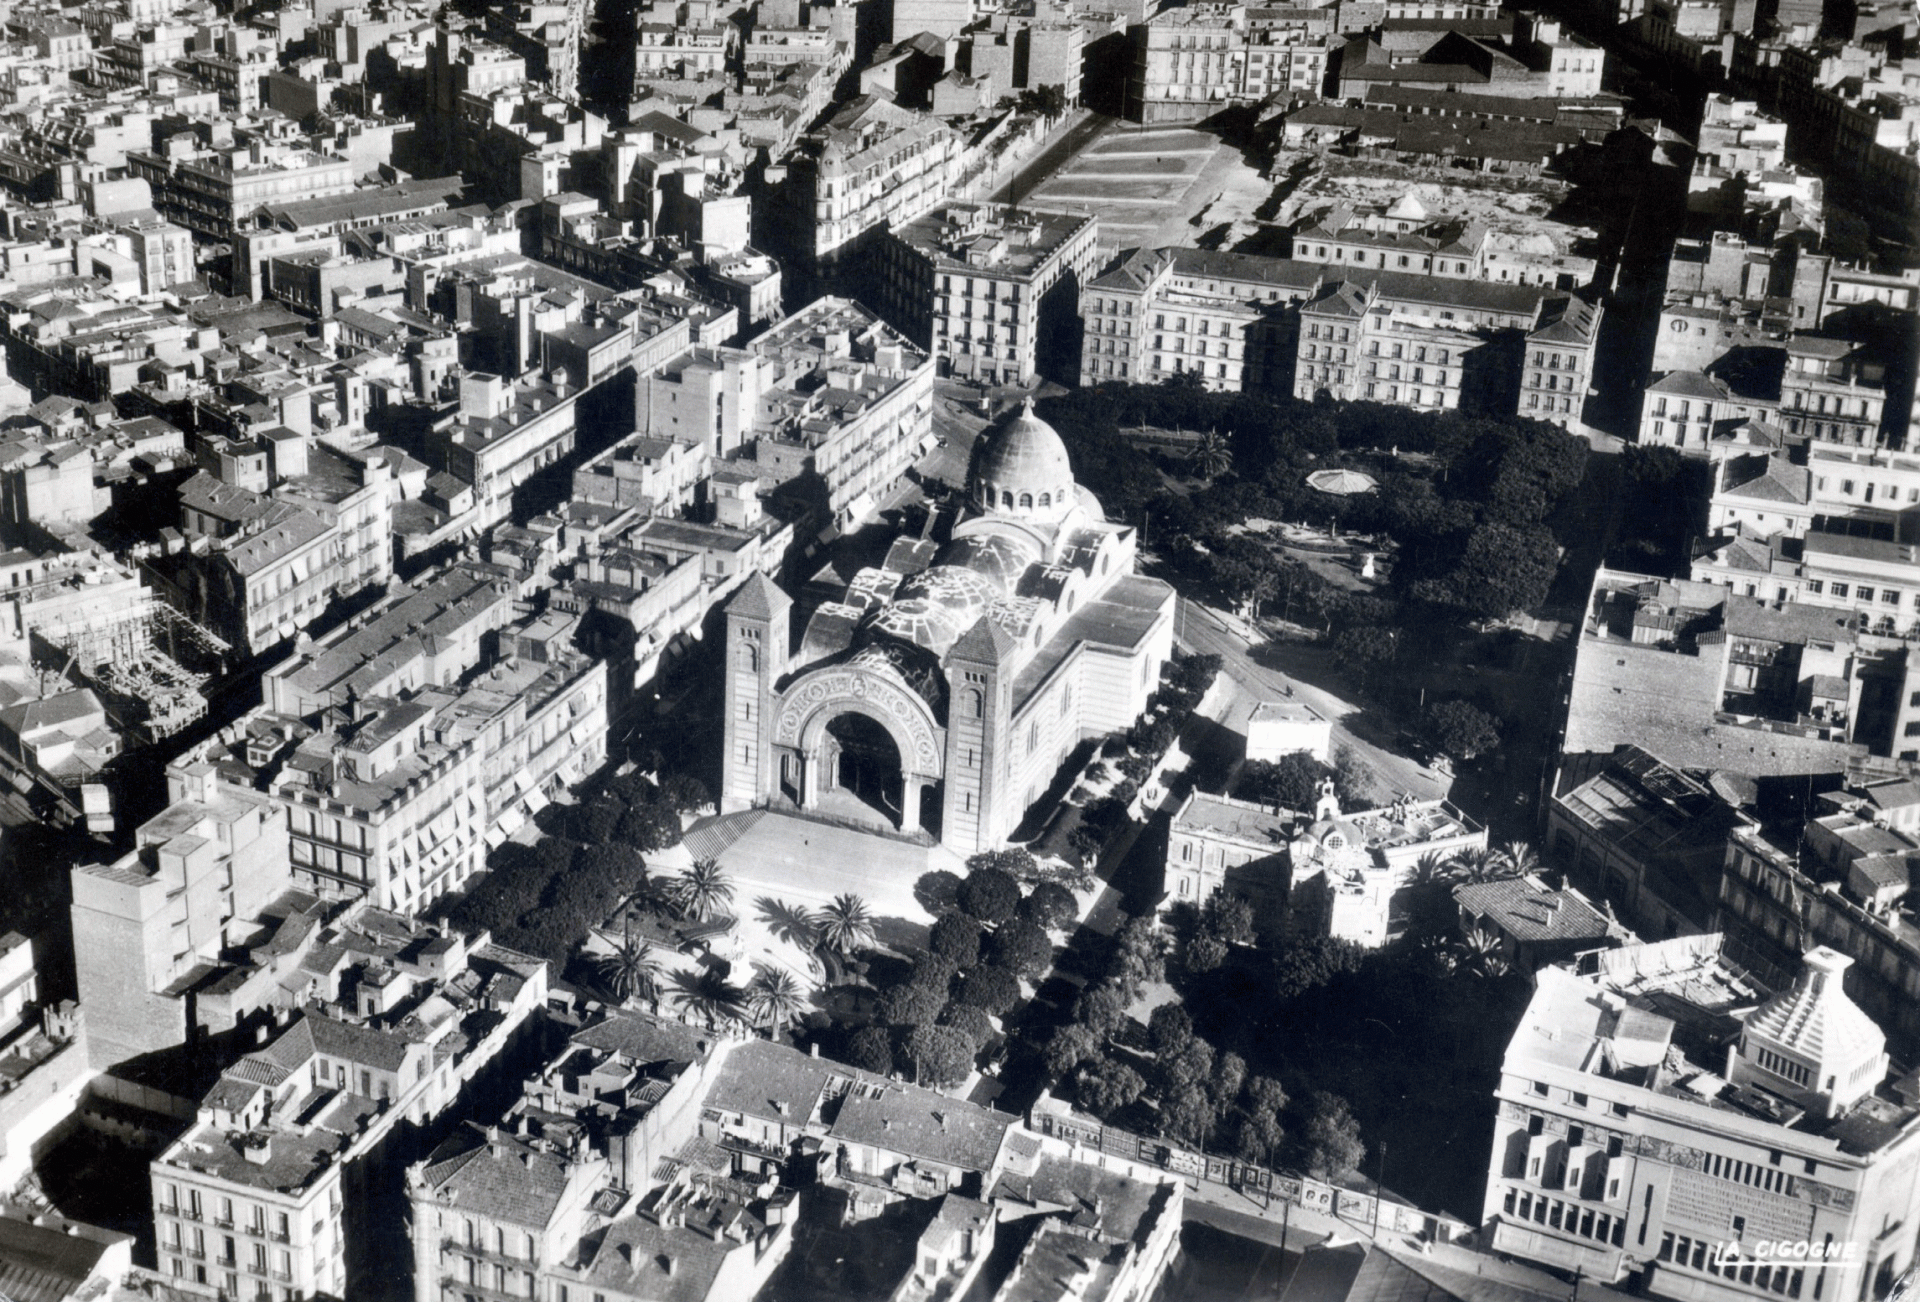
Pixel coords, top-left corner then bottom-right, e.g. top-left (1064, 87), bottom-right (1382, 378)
top-left (40, 601), bottom-right (230, 745)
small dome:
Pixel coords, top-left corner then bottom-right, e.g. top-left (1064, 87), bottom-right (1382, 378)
top-left (972, 399), bottom-right (1075, 520)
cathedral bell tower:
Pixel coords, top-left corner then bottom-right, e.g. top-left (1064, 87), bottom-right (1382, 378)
top-left (942, 615), bottom-right (1016, 853)
top-left (719, 572), bottom-right (790, 813)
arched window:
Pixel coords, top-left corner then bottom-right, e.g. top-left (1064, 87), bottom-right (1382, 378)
top-left (965, 688), bottom-right (983, 718)
top-left (1066, 591), bottom-right (1076, 612)
top-left (1039, 492), bottom-right (1051, 507)
top-left (1001, 490), bottom-right (1014, 507)
top-left (741, 644), bottom-right (758, 672)
top-left (1019, 493), bottom-right (1033, 508)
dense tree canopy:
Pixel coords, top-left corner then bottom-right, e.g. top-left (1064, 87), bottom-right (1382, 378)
top-left (958, 866), bottom-right (1023, 926)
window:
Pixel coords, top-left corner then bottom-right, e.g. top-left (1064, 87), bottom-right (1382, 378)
top-left (1832, 584), bottom-right (1850, 599)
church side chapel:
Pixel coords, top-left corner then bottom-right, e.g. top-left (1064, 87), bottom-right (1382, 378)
top-left (719, 400), bottom-right (1177, 853)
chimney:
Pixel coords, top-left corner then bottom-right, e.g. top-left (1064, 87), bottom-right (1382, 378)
top-left (810, 1042), bottom-right (819, 1058)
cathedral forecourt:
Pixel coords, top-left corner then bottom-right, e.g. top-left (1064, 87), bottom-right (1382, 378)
top-left (718, 399), bottom-right (1176, 854)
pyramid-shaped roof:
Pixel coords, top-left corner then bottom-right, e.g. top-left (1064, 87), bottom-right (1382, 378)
top-left (728, 570), bottom-right (791, 620)
top-left (1744, 947), bottom-right (1884, 1074)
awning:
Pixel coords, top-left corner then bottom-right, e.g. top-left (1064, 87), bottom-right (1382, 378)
top-left (496, 806), bottom-right (526, 836)
top-left (524, 788), bottom-right (550, 814)
top-left (484, 825), bottom-right (508, 848)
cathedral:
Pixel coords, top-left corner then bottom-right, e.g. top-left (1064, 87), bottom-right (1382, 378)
top-left (718, 400), bottom-right (1177, 854)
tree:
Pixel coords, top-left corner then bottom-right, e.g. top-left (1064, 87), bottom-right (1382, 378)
top-left (991, 916), bottom-right (1055, 979)
top-left (958, 866), bottom-right (1023, 926)
top-left (1072, 981), bottom-right (1128, 1033)
top-left (1200, 894), bottom-right (1255, 948)
top-left (1185, 934), bottom-right (1228, 973)
top-left (930, 913), bottom-right (984, 967)
top-left (1108, 916), bottom-right (1167, 999)
top-left (1247, 1074), bottom-right (1289, 1120)
top-left (1415, 522), bottom-right (1560, 620)
top-left (1237, 1109), bottom-right (1286, 1165)
top-left (619, 800), bottom-right (683, 853)
top-left (957, 964), bottom-right (1021, 1016)
top-left (659, 774), bottom-right (710, 816)
top-left (879, 980), bottom-right (949, 1029)
top-left (845, 1025), bottom-right (894, 1076)
top-left (593, 922), bottom-right (662, 1009)
top-left (1332, 743), bottom-right (1379, 809)
top-left (1161, 1082), bottom-right (1219, 1149)
top-left (938, 1002), bottom-right (994, 1049)
top-left (1451, 845), bottom-right (1501, 883)
top-left (1212, 1050), bottom-right (1248, 1108)
top-left (1457, 926), bottom-right (1513, 979)
top-left (1299, 1091), bottom-right (1366, 1179)
top-left (1159, 1038), bottom-right (1216, 1097)
top-left (747, 967), bottom-right (807, 1036)
top-left (1330, 625), bottom-right (1399, 690)
top-left (816, 894), bottom-right (876, 955)
top-left (1492, 840), bottom-right (1540, 877)
top-left (1271, 936), bottom-right (1364, 1000)
top-left (966, 847), bottom-right (1038, 880)
top-left (670, 859), bottom-right (735, 921)
top-left (1191, 429), bottom-right (1232, 481)
top-left (667, 969), bottom-right (747, 1029)
top-left (1238, 752), bottom-right (1327, 811)
top-left (1044, 1022), bottom-right (1103, 1077)
top-left (1066, 822), bottom-right (1107, 865)
top-left (1021, 881), bottom-right (1079, 931)
top-left (906, 1024), bottom-right (976, 1087)
top-left (1076, 1060), bottom-right (1145, 1116)
top-left (1424, 700), bottom-right (1501, 762)
top-left (1148, 1003), bottom-right (1194, 1057)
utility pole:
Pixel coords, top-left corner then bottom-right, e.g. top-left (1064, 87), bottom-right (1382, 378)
top-left (1372, 1141), bottom-right (1389, 1240)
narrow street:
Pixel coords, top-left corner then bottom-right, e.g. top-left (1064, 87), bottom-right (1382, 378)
top-left (1175, 597), bottom-right (1449, 803)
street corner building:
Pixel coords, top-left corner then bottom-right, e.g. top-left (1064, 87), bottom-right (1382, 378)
top-left (717, 400), bottom-right (1175, 854)
top-left (1484, 932), bottom-right (1920, 1302)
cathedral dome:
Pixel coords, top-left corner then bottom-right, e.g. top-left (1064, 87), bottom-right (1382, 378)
top-left (971, 399), bottom-right (1076, 522)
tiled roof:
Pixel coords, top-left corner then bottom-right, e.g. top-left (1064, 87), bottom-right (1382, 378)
top-left (828, 1087), bottom-right (1012, 1173)
top-left (419, 1125), bottom-right (577, 1228)
top-left (1453, 875), bottom-right (1619, 945)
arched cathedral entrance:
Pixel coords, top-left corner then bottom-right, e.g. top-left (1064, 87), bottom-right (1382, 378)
top-left (823, 713), bottom-right (904, 826)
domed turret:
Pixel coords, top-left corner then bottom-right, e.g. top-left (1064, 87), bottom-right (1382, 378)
top-left (971, 399), bottom-right (1076, 524)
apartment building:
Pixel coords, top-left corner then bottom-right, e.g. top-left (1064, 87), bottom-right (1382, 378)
top-left (150, 912), bottom-right (547, 1301)
top-left (127, 138), bottom-right (358, 241)
top-left (876, 202), bottom-right (1100, 386)
top-left (1719, 785), bottom-right (1920, 1053)
top-left (737, 297), bottom-right (935, 527)
top-left (1296, 276), bottom-right (1601, 424)
top-left (1080, 247), bottom-right (1321, 391)
top-left (1557, 568), bottom-right (1895, 780)
top-left (70, 756), bottom-right (291, 1071)
top-left (153, 446), bottom-right (394, 657)
top-left (1484, 935), bottom-right (1920, 1302)
top-left (764, 95), bottom-right (963, 274)
top-left (409, 1014), bottom-right (797, 1302)
top-left (240, 565), bottom-right (608, 912)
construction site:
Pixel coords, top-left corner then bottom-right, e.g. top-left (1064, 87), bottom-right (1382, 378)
top-left (28, 581), bottom-right (227, 748)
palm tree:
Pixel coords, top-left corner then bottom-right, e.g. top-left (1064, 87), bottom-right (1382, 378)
top-left (1456, 926), bottom-right (1511, 979)
top-left (1192, 429), bottom-right (1231, 481)
top-left (1451, 845), bottom-right (1500, 884)
top-left (1492, 840), bottom-right (1541, 879)
top-left (593, 920), bottom-right (662, 1009)
top-left (668, 968), bottom-right (748, 1030)
top-left (756, 897), bottom-right (821, 951)
top-left (815, 894), bottom-right (876, 955)
top-left (1410, 850), bottom-right (1449, 887)
top-left (671, 859), bottom-right (735, 921)
top-left (747, 966), bottom-right (807, 1037)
